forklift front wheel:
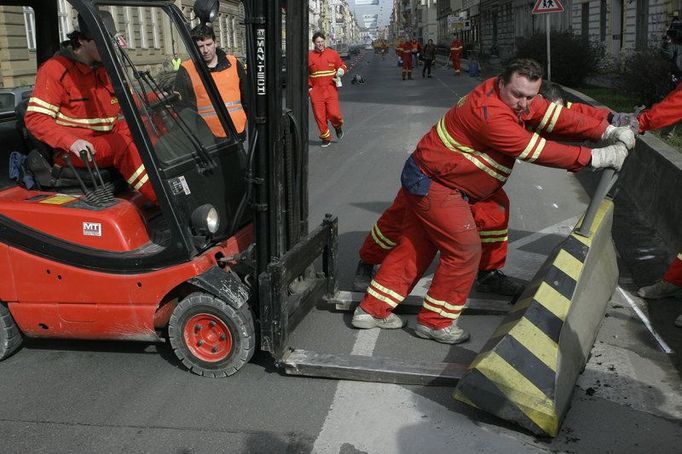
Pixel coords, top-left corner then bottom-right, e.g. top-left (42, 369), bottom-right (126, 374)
top-left (0, 303), bottom-right (23, 361)
top-left (168, 292), bottom-right (255, 378)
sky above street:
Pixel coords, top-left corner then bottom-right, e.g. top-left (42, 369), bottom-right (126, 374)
top-left (349, 0), bottom-right (391, 29)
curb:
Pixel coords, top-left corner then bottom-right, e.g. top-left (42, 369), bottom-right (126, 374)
top-left (562, 86), bottom-right (682, 253)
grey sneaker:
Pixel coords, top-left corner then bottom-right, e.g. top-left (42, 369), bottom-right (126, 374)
top-left (321, 140), bottom-right (331, 148)
top-left (637, 280), bottom-right (682, 299)
top-left (352, 260), bottom-right (374, 292)
top-left (335, 127), bottom-right (344, 140)
top-left (476, 269), bottom-right (525, 297)
top-left (414, 323), bottom-right (470, 344)
top-left (351, 306), bottom-right (405, 329)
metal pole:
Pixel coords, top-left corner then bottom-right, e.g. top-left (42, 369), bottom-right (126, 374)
top-left (546, 14), bottom-right (551, 81)
top-left (575, 169), bottom-right (619, 237)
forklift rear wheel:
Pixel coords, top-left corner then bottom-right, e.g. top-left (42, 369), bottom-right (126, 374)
top-left (168, 292), bottom-right (255, 378)
top-left (0, 303), bottom-right (23, 361)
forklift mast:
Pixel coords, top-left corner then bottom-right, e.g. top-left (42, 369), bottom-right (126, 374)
top-left (244, 0), bottom-right (338, 358)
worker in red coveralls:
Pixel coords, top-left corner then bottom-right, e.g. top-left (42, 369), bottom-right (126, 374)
top-left (450, 33), bottom-right (463, 75)
top-left (25, 20), bottom-right (157, 204)
top-left (350, 59), bottom-right (635, 344)
top-left (308, 31), bottom-right (347, 148)
top-left (397, 38), bottom-right (414, 80)
top-left (616, 84), bottom-right (682, 328)
top-left (351, 80), bottom-right (617, 295)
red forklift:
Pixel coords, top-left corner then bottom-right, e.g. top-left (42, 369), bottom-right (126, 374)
top-left (0, 0), bottom-right (473, 384)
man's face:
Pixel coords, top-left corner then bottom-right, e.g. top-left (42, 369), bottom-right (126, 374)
top-left (196, 37), bottom-right (217, 64)
top-left (80, 38), bottom-right (102, 63)
top-left (314, 37), bottom-right (325, 52)
top-left (498, 73), bottom-right (541, 116)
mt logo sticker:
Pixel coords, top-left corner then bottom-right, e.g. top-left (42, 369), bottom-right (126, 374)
top-left (83, 222), bottom-right (102, 237)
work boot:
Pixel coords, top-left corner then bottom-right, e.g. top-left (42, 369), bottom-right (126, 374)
top-left (415, 323), bottom-right (470, 345)
top-left (402, 74), bottom-right (406, 80)
top-left (352, 260), bottom-right (374, 292)
top-left (320, 140), bottom-right (331, 148)
top-left (335, 127), bottom-right (344, 140)
top-left (637, 280), bottom-right (682, 299)
top-left (351, 306), bottom-right (405, 329)
top-left (476, 269), bottom-right (525, 297)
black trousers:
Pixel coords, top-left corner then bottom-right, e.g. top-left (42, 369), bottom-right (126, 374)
top-left (422, 59), bottom-right (434, 77)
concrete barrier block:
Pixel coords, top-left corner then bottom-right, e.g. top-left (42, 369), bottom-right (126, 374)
top-left (454, 199), bottom-right (618, 437)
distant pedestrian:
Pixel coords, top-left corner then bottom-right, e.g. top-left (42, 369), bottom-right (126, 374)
top-left (397, 38), bottom-right (413, 80)
top-left (450, 34), bottom-right (463, 75)
top-left (421, 39), bottom-right (436, 78)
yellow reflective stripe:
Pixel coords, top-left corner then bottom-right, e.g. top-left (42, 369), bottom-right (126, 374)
top-left (677, 253), bottom-right (682, 261)
top-left (371, 224), bottom-right (396, 248)
top-left (133, 174), bottom-right (149, 190)
top-left (370, 280), bottom-right (404, 303)
top-left (367, 286), bottom-right (399, 308)
top-left (519, 133), bottom-right (540, 160)
top-left (480, 236), bottom-right (508, 243)
top-left (371, 227), bottom-right (393, 250)
top-left (565, 101), bottom-right (573, 108)
top-left (527, 137), bottom-right (546, 162)
top-left (320, 130), bottom-right (331, 139)
top-left (126, 164), bottom-right (146, 185)
top-left (28, 97), bottom-right (59, 112)
top-left (422, 301), bottom-right (461, 319)
top-left (26, 105), bottom-right (57, 118)
top-left (425, 294), bottom-right (464, 313)
top-left (537, 102), bottom-right (558, 132)
top-left (56, 112), bottom-right (118, 125)
top-left (479, 229), bottom-right (508, 236)
top-left (54, 120), bottom-right (113, 131)
top-left (310, 71), bottom-right (336, 78)
top-left (546, 104), bottom-right (563, 133)
top-left (436, 118), bottom-right (510, 182)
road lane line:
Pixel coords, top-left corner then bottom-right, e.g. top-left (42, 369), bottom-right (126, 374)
top-left (617, 286), bottom-right (673, 354)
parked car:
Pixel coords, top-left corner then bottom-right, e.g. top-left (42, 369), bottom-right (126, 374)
top-left (0, 86), bottom-right (32, 120)
top-left (335, 43), bottom-right (350, 59)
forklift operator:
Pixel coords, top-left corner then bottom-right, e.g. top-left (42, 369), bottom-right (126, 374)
top-left (24, 21), bottom-right (157, 204)
top-left (175, 24), bottom-right (248, 142)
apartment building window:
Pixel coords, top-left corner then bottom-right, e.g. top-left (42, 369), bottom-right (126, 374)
top-left (23, 7), bottom-right (36, 51)
top-left (58, 0), bottom-right (73, 42)
top-left (109, 6), bottom-right (119, 32)
top-left (219, 13), bottom-right (225, 47)
top-left (139, 7), bottom-right (149, 49)
top-left (125, 7), bottom-right (136, 49)
top-left (231, 16), bottom-right (237, 52)
top-left (581, 2), bottom-right (589, 44)
top-left (151, 9), bottom-right (160, 48)
top-left (635, 0), bottom-right (649, 50)
top-left (599, 0), bottom-right (607, 41)
top-left (225, 15), bottom-right (232, 50)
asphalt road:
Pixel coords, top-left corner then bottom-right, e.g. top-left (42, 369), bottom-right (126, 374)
top-left (1, 51), bottom-right (681, 453)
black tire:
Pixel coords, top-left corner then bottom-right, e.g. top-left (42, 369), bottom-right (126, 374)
top-left (168, 292), bottom-right (255, 378)
top-left (0, 303), bottom-right (22, 361)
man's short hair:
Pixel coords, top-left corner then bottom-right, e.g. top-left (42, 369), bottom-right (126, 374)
top-left (312, 31), bottom-right (326, 42)
top-left (191, 24), bottom-right (216, 43)
top-left (498, 58), bottom-right (544, 85)
top-left (539, 80), bottom-right (567, 104)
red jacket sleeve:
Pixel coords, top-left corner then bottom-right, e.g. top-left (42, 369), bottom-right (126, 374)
top-left (526, 96), bottom-right (608, 143)
top-left (637, 83), bottom-right (682, 132)
top-left (475, 105), bottom-right (593, 171)
top-left (334, 51), bottom-right (347, 73)
top-left (566, 101), bottom-right (611, 121)
top-left (24, 59), bottom-right (83, 152)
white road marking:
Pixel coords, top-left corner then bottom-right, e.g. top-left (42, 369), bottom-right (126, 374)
top-left (616, 286), bottom-right (673, 354)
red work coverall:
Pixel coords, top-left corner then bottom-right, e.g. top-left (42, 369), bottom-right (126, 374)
top-left (450, 39), bottom-right (463, 73)
top-left (565, 101), bottom-right (611, 121)
top-left (308, 47), bottom-right (347, 141)
top-left (359, 77), bottom-right (608, 329)
top-left (397, 41), bottom-right (413, 71)
top-left (634, 86), bottom-right (682, 287)
top-left (25, 53), bottom-right (156, 203)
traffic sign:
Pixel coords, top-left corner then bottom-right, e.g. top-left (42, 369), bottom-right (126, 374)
top-left (532, 0), bottom-right (564, 14)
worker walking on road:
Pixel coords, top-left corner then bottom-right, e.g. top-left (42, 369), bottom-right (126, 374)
top-left (350, 59), bottom-right (635, 344)
top-left (397, 38), bottom-right (414, 80)
top-left (308, 31), bottom-right (347, 148)
top-left (25, 19), bottom-right (157, 204)
top-left (450, 34), bottom-right (463, 76)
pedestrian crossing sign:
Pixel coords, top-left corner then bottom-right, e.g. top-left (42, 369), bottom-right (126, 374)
top-left (532, 0), bottom-right (564, 14)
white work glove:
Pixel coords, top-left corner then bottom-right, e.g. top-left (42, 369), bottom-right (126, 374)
top-left (590, 142), bottom-right (629, 171)
top-left (336, 68), bottom-right (345, 77)
top-left (601, 124), bottom-right (636, 150)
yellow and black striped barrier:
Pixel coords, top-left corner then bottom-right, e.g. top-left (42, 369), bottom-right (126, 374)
top-left (454, 198), bottom-right (619, 437)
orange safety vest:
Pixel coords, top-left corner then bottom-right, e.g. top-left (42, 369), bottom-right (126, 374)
top-left (182, 55), bottom-right (246, 136)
